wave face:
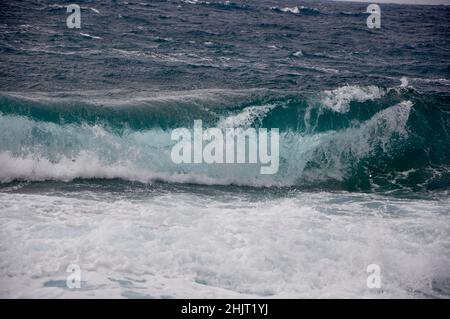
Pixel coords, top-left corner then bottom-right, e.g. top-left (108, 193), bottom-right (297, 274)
top-left (1, 84), bottom-right (449, 191)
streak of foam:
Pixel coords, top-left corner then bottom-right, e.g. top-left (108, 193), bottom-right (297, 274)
top-left (79, 33), bottom-right (102, 40)
top-left (320, 85), bottom-right (386, 113)
top-left (217, 103), bottom-right (278, 128)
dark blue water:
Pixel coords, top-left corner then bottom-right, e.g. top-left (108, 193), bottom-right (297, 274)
top-left (0, 0), bottom-right (449, 92)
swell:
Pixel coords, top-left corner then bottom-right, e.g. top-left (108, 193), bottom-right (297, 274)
top-left (0, 89), bottom-right (273, 131)
top-left (0, 84), bottom-right (449, 192)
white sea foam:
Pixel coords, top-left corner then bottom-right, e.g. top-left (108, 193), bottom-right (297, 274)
top-left (271, 6), bottom-right (300, 14)
top-left (270, 6), bottom-right (320, 15)
top-left (0, 191), bottom-right (448, 298)
top-left (304, 84), bottom-right (388, 132)
top-left (182, 0), bottom-right (200, 4)
top-left (0, 151), bottom-right (250, 186)
top-left (320, 85), bottom-right (386, 113)
top-left (400, 76), bottom-right (409, 88)
top-left (217, 103), bottom-right (278, 128)
top-left (79, 33), bottom-right (102, 40)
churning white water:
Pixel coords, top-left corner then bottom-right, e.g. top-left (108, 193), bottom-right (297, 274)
top-left (0, 189), bottom-right (448, 298)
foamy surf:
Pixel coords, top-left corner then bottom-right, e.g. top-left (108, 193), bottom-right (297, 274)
top-left (0, 190), bottom-right (448, 298)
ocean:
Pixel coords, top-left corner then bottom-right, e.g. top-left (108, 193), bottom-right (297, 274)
top-left (0, 0), bottom-right (449, 298)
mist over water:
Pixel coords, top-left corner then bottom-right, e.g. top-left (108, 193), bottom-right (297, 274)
top-left (0, 0), bottom-right (449, 298)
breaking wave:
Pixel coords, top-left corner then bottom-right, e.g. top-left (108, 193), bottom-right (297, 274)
top-left (0, 83), bottom-right (449, 191)
top-left (270, 6), bottom-right (321, 15)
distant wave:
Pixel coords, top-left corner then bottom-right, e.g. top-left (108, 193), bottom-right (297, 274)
top-left (270, 6), bottom-right (321, 15)
top-left (79, 32), bottom-right (102, 40)
top-left (181, 0), bottom-right (248, 10)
